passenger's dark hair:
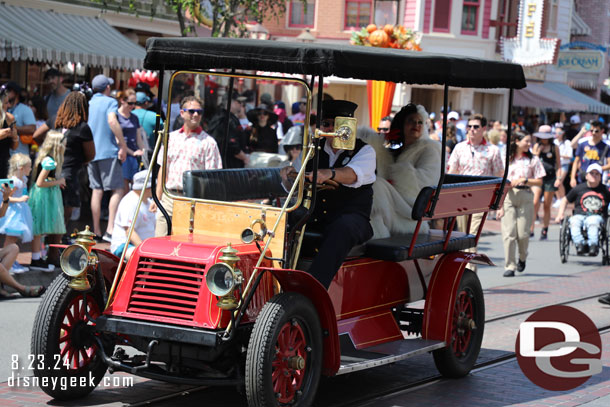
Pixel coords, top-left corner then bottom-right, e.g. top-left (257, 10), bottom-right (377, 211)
top-left (389, 103), bottom-right (418, 135)
top-left (508, 131), bottom-right (532, 163)
top-left (470, 113), bottom-right (487, 127)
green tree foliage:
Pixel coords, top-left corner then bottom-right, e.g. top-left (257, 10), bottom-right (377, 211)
top-left (93, 0), bottom-right (305, 37)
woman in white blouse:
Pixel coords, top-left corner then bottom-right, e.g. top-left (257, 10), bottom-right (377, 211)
top-left (553, 124), bottom-right (572, 204)
top-left (498, 132), bottom-right (546, 277)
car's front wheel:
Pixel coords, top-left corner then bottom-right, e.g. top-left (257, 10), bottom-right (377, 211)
top-left (30, 275), bottom-right (112, 400)
top-left (245, 292), bottom-right (322, 407)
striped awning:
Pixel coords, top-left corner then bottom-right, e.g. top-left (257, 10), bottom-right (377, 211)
top-left (0, 3), bottom-right (145, 70)
top-left (571, 12), bottom-right (592, 36)
top-left (543, 82), bottom-right (610, 114)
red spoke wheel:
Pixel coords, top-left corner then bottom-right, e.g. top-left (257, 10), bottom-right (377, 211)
top-left (433, 269), bottom-right (484, 378)
top-left (30, 275), bottom-right (113, 400)
top-left (246, 292), bottom-right (322, 407)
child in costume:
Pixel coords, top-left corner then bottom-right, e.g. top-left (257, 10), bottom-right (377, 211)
top-left (0, 153), bottom-right (33, 273)
top-left (28, 131), bottom-right (66, 270)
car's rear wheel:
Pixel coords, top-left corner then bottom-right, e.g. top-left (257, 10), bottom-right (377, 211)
top-left (30, 274), bottom-right (112, 400)
top-left (433, 269), bottom-right (484, 378)
top-left (246, 292), bottom-right (322, 407)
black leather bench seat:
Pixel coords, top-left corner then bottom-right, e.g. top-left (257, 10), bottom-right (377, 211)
top-left (364, 230), bottom-right (477, 262)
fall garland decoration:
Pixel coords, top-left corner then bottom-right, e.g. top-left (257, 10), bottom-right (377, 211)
top-left (350, 24), bottom-right (422, 51)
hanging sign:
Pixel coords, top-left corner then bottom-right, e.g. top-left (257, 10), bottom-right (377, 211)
top-left (501, 0), bottom-right (560, 66)
top-left (557, 50), bottom-right (605, 73)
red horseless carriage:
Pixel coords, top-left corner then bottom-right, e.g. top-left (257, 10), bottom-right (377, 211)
top-left (31, 38), bottom-right (525, 406)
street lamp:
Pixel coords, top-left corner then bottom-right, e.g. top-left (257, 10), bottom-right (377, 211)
top-left (246, 22), bottom-right (269, 40)
top-left (296, 28), bottom-right (316, 43)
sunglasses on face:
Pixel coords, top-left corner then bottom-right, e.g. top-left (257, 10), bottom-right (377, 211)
top-left (377, 127), bottom-right (390, 132)
top-left (321, 120), bottom-right (334, 128)
top-left (127, 101), bottom-right (136, 106)
top-left (467, 124), bottom-right (481, 129)
top-left (183, 108), bottom-right (203, 115)
top-left (286, 145), bottom-right (302, 151)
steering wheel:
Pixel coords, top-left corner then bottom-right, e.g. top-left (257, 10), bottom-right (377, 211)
top-left (286, 170), bottom-right (340, 191)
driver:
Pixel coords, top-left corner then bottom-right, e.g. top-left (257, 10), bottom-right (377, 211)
top-left (282, 100), bottom-right (376, 288)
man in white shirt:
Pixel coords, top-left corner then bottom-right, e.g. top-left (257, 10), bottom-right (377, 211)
top-left (282, 100), bottom-right (376, 288)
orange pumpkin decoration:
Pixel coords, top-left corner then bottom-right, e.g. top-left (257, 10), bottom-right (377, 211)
top-left (383, 24), bottom-right (394, 36)
top-left (369, 29), bottom-right (390, 47)
top-left (366, 24), bottom-right (377, 33)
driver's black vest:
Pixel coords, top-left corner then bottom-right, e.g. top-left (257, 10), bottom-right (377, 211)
top-left (306, 138), bottom-right (373, 224)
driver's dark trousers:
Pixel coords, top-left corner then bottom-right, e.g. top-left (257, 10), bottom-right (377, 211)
top-left (308, 212), bottom-right (373, 289)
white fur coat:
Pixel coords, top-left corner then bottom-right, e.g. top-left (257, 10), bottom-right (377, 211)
top-left (359, 126), bottom-right (442, 238)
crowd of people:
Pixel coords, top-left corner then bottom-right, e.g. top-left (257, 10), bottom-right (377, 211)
top-left (0, 69), bottom-right (164, 294)
top-left (1, 67), bottom-right (610, 304)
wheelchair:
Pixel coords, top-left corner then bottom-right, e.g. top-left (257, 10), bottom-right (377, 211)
top-left (559, 213), bottom-right (610, 264)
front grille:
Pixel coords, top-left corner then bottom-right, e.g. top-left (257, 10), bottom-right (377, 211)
top-left (127, 257), bottom-right (206, 320)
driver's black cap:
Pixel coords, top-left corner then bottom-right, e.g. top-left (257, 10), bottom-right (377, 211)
top-left (322, 100), bottom-right (357, 119)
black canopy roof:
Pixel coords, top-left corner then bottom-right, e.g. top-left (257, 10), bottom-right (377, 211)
top-left (144, 37), bottom-right (526, 89)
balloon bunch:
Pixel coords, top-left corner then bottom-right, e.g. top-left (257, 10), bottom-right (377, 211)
top-left (128, 70), bottom-right (159, 88)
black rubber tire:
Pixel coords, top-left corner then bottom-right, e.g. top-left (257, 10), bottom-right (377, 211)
top-left (30, 274), bottom-right (111, 400)
top-left (560, 217), bottom-right (570, 263)
top-left (433, 269), bottom-right (485, 378)
top-left (245, 292), bottom-right (322, 407)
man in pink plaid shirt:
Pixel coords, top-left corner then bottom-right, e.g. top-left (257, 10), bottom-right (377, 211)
top-left (155, 96), bottom-right (222, 236)
top-left (448, 113), bottom-right (504, 266)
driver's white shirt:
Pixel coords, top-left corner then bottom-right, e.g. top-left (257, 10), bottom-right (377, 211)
top-left (323, 141), bottom-right (376, 188)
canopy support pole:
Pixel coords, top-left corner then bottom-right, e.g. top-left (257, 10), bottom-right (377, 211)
top-left (493, 88), bottom-right (514, 209)
top-left (150, 69), bottom-right (171, 235)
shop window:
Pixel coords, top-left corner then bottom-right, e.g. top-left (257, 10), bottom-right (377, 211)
top-left (461, 0), bottom-right (479, 35)
top-left (433, 0), bottom-right (452, 32)
top-left (345, 0), bottom-right (372, 29)
top-left (374, 0), bottom-right (399, 26)
top-left (289, 1), bottom-right (315, 28)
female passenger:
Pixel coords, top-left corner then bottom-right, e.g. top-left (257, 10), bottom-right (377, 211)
top-left (361, 103), bottom-right (442, 237)
top-left (530, 125), bottom-right (561, 240)
top-left (498, 132), bottom-right (545, 277)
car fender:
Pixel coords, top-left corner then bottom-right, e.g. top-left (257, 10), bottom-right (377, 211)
top-left (270, 268), bottom-right (340, 376)
top-left (421, 252), bottom-right (491, 343)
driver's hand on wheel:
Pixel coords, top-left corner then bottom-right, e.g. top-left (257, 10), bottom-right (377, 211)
top-left (306, 169), bottom-right (333, 184)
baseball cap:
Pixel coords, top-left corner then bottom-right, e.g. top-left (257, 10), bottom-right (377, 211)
top-left (132, 170), bottom-right (151, 190)
top-left (136, 92), bottom-right (150, 104)
top-left (587, 163), bottom-right (603, 174)
top-left (447, 111), bottom-right (459, 120)
top-left (91, 74), bottom-right (114, 91)
top-left (570, 114), bottom-right (581, 124)
top-left (135, 82), bottom-right (154, 97)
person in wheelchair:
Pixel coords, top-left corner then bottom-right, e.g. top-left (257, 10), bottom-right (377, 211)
top-left (555, 163), bottom-right (610, 256)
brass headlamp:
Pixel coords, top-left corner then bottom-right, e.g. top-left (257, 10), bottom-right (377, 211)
top-left (60, 226), bottom-right (99, 291)
top-left (205, 243), bottom-right (243, 310)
